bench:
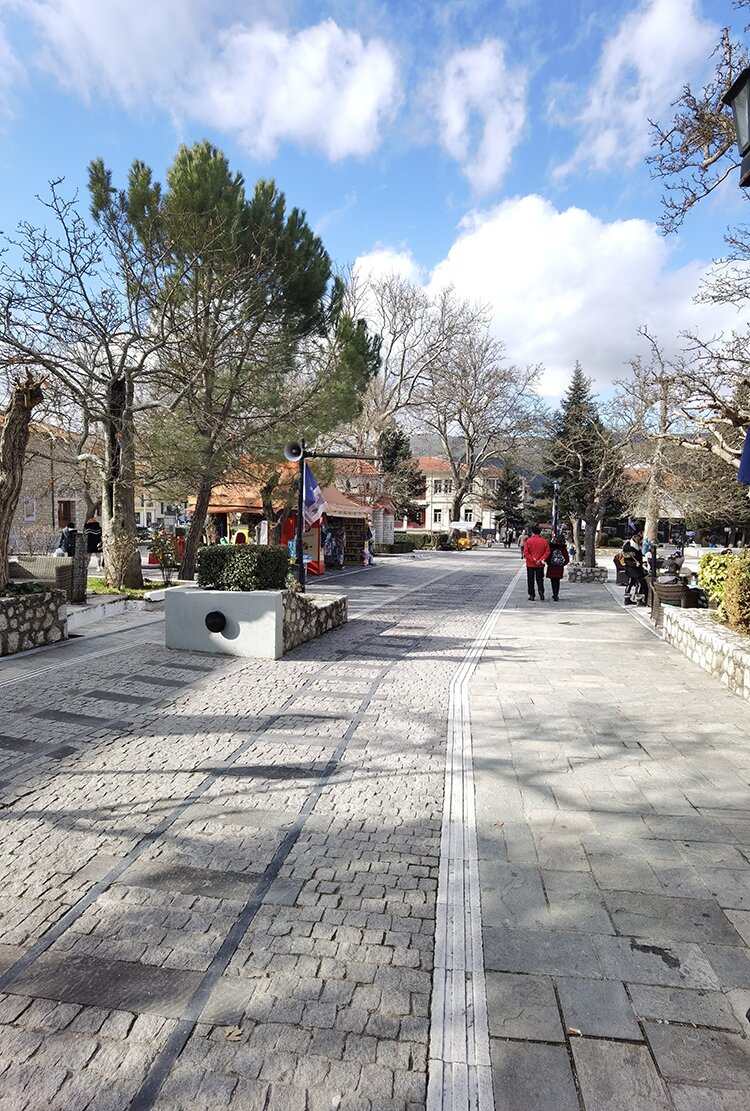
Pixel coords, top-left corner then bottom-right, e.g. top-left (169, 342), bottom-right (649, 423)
top-left (8, 556), bottom-right (74, 600)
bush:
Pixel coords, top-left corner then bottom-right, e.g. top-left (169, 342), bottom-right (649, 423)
top-left (603, 536), bottom-right (627, 548)
top-left (698, 552), bottom-right (735, 605)
top-left (723, 552), bottom-right (750, 634)
top-left (149, 531), bottom-right (179, 585)
top-left (196, 544), bottom-right (290, 591)
top-left (393, 539), bottom-right (417, 553)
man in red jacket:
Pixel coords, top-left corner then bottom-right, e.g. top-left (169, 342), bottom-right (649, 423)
top-left (522, 525), bottom-right (551, 601)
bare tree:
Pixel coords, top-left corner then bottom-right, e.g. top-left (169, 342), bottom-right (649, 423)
top-left (0, 182), bottom-right (170, 588)
top-left (342, 274), bottom-right (486, 451)
top-left (418, 322), bottom-right (540, 521)
top-left (647, 8), bottom-right (750, 234)
top-left (0, 372), bottom-right (44, 588)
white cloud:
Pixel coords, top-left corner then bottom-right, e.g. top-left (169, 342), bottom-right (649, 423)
top-left (358, 195), bottom-right (747, 401)
top-left (436, 38), bottom-right (527, 193)
top-left (354, 246), bottom-right (424, 285)
top-left (192, 20), bottom-right (399, 160)
top-left (15, 1), bottom-right (400, 160)
top-left (556, 0), bottom-right (717, 178)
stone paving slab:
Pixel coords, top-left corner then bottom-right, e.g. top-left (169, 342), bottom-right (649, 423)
top-left (472, 566), bottom-right (750, 1111)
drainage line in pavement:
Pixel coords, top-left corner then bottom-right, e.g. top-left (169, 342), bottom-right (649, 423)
top-left (129, 664), bottom-right (390, 1111)
top-left (427, 567), bottom-right (523, 1111)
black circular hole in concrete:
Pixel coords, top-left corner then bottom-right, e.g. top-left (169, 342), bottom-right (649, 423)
top-left (205, 610), bottom-right (226, 633)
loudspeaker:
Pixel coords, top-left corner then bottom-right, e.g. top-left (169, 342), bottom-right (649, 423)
top-left (284, 441), bottom-right (304, 462)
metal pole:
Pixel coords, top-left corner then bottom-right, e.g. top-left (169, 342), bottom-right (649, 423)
top-left (552, 481), bottom-right (559, 536)
top-left (296, 443), bottom-right (305, 592)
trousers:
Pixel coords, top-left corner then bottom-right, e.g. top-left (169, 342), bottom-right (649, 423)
top-left (526, 566), bottom-right (545, 598)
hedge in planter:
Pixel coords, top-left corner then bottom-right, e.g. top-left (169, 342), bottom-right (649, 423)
top-left (196, 544), bottom-right (289, 591)
top-left (698, 552), bottom-right (735, 608)
top-left (723, 552), bottom-right (750, 635)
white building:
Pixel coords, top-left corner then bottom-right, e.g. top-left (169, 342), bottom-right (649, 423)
top-left (396, 457), bottom-right (507, 535)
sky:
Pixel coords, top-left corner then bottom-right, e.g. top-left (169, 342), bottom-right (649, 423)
top-left (0, 0), bottom-right (748, 401)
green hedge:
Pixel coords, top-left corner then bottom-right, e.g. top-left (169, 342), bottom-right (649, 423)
top-left (698, 552), bottom-right (735, 605)
top-left (196, 544), bottom-right (290, 591)
top-left (723, 552), bottom-right (750, 634)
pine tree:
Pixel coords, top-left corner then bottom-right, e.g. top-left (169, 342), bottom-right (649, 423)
top-left (546, 363), bottom-right (620, 566)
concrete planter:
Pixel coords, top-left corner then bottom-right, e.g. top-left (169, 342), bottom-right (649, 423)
top-left (663, 608), bottom-right (750, 703)
top-left (0, 590), bottom-right (67, 656)
top-left (165, 586), bottom-right (346, 659)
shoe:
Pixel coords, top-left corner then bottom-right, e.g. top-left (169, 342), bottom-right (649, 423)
top-left (539, 595), bottom-right (545, 602)
top-left (528, 595), bottom-right (535, 601)
top-left (553, 596), bottom-right (559, 602)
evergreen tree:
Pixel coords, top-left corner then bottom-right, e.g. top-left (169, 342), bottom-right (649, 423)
top-left (546, 362), bottom-right (621, 565)
top-left (378, 424), bottom-right (425, 521)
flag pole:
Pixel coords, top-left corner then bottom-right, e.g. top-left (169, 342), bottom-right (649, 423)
top-left (296, 440), bottom-right (306, 592)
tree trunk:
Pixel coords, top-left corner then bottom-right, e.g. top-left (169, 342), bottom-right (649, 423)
top-left (0, 375), bottom-right (44, 589)
top-left (583, 507), bottom-right (598, 567)
top-left (570, 517), bottom-right (582, 561)
top-left (181, 473), bottom-right (213, 580)
top-left (102, 378), bottom-right (143, 590)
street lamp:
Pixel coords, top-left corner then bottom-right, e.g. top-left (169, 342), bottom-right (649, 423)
top-left (722, 66), bottom-right (750, 187)
top-left (551, 481), bottom-right (560, 536)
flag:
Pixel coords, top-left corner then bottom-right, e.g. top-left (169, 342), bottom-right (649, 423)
top-left (739, 428), bottom-right (750, 485)
top-left (303, 463), bottom-right (328, 528)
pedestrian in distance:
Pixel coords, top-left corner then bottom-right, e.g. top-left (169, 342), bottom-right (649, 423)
top-left (52, 521), bottom-right (76, 557)
top-left (545, 534), bottom-right (569, 601)
top-left (84, 516), bottom-right (103, 572)
top-left (621, 531), bottom-right (648, 605)
top-left (522, 525), bottom-right (550, 601)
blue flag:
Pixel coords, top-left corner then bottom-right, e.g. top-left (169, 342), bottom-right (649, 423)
top-left (739, 428), bottom-right (750, 485)
top-left (303, 463), bottom-right (328, 528)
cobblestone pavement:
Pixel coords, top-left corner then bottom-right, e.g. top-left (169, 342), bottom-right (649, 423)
top-left (2, 550), bottom-right (750, 1110)
top-left (0, 553), bottom-right (514, 1110)
top-left (473, 555), bottom-right (750, 1111)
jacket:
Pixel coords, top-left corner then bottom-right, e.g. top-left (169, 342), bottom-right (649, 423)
top-left (523, 534), bottom-right (550, 568)
top-left (546, 542), bottom-right (570, 579)
top-left (622, 539), bottom-right (645, 571)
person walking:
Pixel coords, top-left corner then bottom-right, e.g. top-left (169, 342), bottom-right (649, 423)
top-left (522, 525), bottom-right (550, 601)
top-left (84, 517), bottom-right (103, 572)
top-left (622, 531), bottom-right (648, 605)
top-left (53, 521), bottom-right (76, 557)
top-left (545, 534), bottom-right (569, 601)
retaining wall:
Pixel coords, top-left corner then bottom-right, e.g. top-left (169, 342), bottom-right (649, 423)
top-left (0, 590), bottom-right (67, 656)
top-left (283, 591), bottom-right (348, 653)
top-left (663, 607), bottom-right (750, 703)
top-left (567, 563), bottom-right (609, 584)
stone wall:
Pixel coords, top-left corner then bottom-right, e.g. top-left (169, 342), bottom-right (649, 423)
top-left (567, 563), bottom-right (609, 584)
top-left (283, 591), bottom-right (348, 653)
top-left (663, 608), bottom-right (750, 703)
top-left (0, 590), bottom-right (67, 656)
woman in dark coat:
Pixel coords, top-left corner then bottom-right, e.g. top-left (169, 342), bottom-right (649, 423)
top-left (545, 535), bottom-right (570, 601)
top-left (84, 517), bottom-right (103, 572)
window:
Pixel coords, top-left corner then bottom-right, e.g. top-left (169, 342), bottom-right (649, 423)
top-left (444, 480), bottom-right (453, 494)
top-left (465, 508), bottom-right (473, 522)
top-left (135, 512), bottom-right (142, 525)
top-left (23, 497), bottom-right (36, 522)
top-left (486, 478), bottom-right (498, 492)
top-left (57, 500), bottom-right (74, 527)
top-left (140, 495), bottom-right (145, 507)
top-left (146, 512), bottom-right (152, 526)
top-left (433, 479), bottom-right (443, 494)
top-left (433, 509), bottom-right (442, 525)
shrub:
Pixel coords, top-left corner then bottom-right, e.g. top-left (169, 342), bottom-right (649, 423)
top-left (723, 552), bottom-right (750, 634)
top-left (149, 531), bottom-right (179, 585)
top-left (698, 552), bottom-right (735, 605)
top-left (393, 539), bottom-right (416, 553)
top-left (604, 536), bottom-right (626, 548)
top-left (196, 544), bottom-right (289, 591)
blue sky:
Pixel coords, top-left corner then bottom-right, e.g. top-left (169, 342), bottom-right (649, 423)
top-left (0, 0), bottom-right (747, 398)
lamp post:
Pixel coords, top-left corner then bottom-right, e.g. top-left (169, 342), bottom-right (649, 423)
top-left (283, 442), bottom-right (379, 592)
top-left (551, 481), bottom-right (560, 536)
top-left (722, 66), bottom-right (750, 187)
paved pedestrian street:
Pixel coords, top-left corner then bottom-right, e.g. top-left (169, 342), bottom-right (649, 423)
top-left (0, 550), bottom-right (748, 1109)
